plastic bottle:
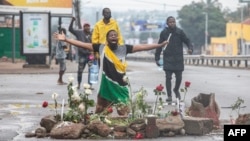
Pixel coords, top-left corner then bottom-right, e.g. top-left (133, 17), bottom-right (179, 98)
top-left (89, 60), bottom-right (99, 84)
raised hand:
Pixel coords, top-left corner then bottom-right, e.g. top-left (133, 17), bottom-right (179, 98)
top-left (53, 32), bottom-right (66, 41)
top-left (71, 16), bottom-right (76, 21)
top-left (161, 40), bottom-right (169, 47)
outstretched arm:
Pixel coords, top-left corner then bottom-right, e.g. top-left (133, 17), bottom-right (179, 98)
top-left (53, 32), bottom-right (93, 51)
top-left (132, 41), bottom-right (168, 53)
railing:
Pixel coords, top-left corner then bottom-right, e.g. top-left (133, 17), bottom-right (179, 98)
top-left (126, 53), bottom-right (250, 69)
top-left (184, 55), bottom-right (250, 69)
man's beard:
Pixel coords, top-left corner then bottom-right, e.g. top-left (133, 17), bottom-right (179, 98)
top-left (104, 15), bottom-right (111, 20)
top-left (108, 42), bottom-right (118, 50)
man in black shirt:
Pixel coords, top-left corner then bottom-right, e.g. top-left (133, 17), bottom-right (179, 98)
top-left (155, 16), bottom-right (193, 102)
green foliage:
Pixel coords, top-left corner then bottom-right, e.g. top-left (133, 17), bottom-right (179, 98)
top-left (178, 1), bottom-right (226, 52)
top-left (63, 109), bottom-right (82, 123)
top-left (64, 81), bottom-right (95, 123)
top-left (134, 87), bottom-right (151, 116)
top-left (231, 97), bottom-right (244, 116)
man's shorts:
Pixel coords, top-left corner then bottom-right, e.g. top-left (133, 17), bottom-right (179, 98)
top-left (57, 58), bottom-right (66, 71)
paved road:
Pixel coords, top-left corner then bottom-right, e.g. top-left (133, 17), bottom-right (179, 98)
top-left (0, 59), bottom-right (250, 141)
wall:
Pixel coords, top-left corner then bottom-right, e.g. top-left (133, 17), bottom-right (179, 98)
top-left (0, 27), bottom-right (24, 59)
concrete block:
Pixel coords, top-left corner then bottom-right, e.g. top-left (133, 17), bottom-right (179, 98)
top-left (183, 116), bottom-right (213, 135)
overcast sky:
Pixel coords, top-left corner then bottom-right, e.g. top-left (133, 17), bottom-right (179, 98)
top-left (82, 0), bottom-right (241, 12)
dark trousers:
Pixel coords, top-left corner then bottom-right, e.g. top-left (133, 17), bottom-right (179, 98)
top-left (77, 55), bottom-right (88, 85)
top-left (165, 70), bottom-right (183, 97)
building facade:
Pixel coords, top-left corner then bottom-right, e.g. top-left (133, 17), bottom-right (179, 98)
top-left (210, 20), bottom-right (250, 56)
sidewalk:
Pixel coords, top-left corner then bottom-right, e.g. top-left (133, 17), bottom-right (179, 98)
top-left (0, 52), bottom-right (154, 74)
top-left (0, 58), bottom-right (80, 74)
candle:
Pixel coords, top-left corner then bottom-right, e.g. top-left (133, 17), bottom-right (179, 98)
top-left (61, 99), bottom-right (64, 121)
top-left (176, 98), bottom-right (180, 112)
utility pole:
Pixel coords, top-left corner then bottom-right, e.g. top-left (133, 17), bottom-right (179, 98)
top-left (240, 5), bottom-right (244, 55)
top-left (205, 12), bottom-right (208, 54)
top-left (203, 12), bottom-right (208, 54)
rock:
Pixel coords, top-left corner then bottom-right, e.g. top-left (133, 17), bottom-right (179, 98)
top-left (35, 127), bottom-right (47, 138)
top-left (40, 115), bottom-right (58, 133)
top-left (187, 93), bottom-right (220, 126)
top-left (156, 115), bottom-right (185, 132)
top-left (25, 132), bottom-right (36, 138)
top-left (130, 122), bottom-right (146, 132)
top-left (96, 123), bottom-right (112, 137)
top-left (183, 116), bottom-right (213, 135)
top-left (235, 113), bottom-right (250, 125)
top-left (50, 121), bottom-right (85, 139)
top-left (87, 120), bottom-right (112, 137)
top-left (126, 127), bottom-right (136, 137)
top-left (113, 125), bottom-right (127, 132)
top-left (113, 131), bottom-right (127, 139)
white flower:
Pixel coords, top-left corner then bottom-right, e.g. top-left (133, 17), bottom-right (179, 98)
top-left (72, 85), bottom-right (78, 92)
top-left (52, 92), bottom-right (58, 100)
top-left (68, 75), bottom-right (74, 83)
top-left (72, 92), bottom-right (81, 102)
top-left (122, 75), bottom-right (129, 83)
top-left (83, 83), bottom-right (91, 89)
top-left (78, 103), bottom-right (85, 112)
top-left (157, 105), bottom-right (163, 110)
top-left (84, 89), bottom-right (92, 95)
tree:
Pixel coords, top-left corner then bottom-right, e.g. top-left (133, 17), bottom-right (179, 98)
top-left (177, 0), bottom-right (226, 54)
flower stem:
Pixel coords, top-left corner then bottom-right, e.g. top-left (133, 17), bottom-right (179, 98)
top-left (153, 94), bottom-right (159, 115)
top-left (183, 87), bottom-right (187, 101)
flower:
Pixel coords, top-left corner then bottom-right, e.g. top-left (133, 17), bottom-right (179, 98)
top-left (42, 101), bottom-right (48, 108)
top-left (83, 83), bottom-right (91, 89)
top-left (71, 92), bottom-right (81, 102)
top-left (180, 81), bottom-right (191, 102)
top-left (101, 106), bottom-right (114, 116)
top-left (135, 132), bottom-right (143, 139)
top-left (84, 89), bottom-right (92, 95)
top-left (185, 81), bottom-right (191, 88)
top-left (153, 84), bottom-right (166, 115)
top-left (107, 107), bottom-right (113, 113)
top-left (171, 110), bottom-right (179, 116)
top-left (51, 92), bottom-right (59, 116)
top-left (156, 84), bottom-right (164, 91)
top-left (52, 92), bottom-right (58, 100)
top-left (78, 103), bottom-right (85, 112)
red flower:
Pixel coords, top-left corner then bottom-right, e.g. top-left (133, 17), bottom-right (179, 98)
top-left (185, 81), bottom-right (191, 88)
top-left (42, 101), bottom-right (48, 108)
top-left (156, 84), bottom-right (164, 91)
top-left (107, 107), bottom-right (113, 113)
top-left (135, 132), bottom-right (143, 139)
top-left (171, 110), bottom-right (179, 116)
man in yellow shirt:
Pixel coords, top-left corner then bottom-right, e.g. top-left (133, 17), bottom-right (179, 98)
top-left (92, 7), bottom-right (124, 45)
